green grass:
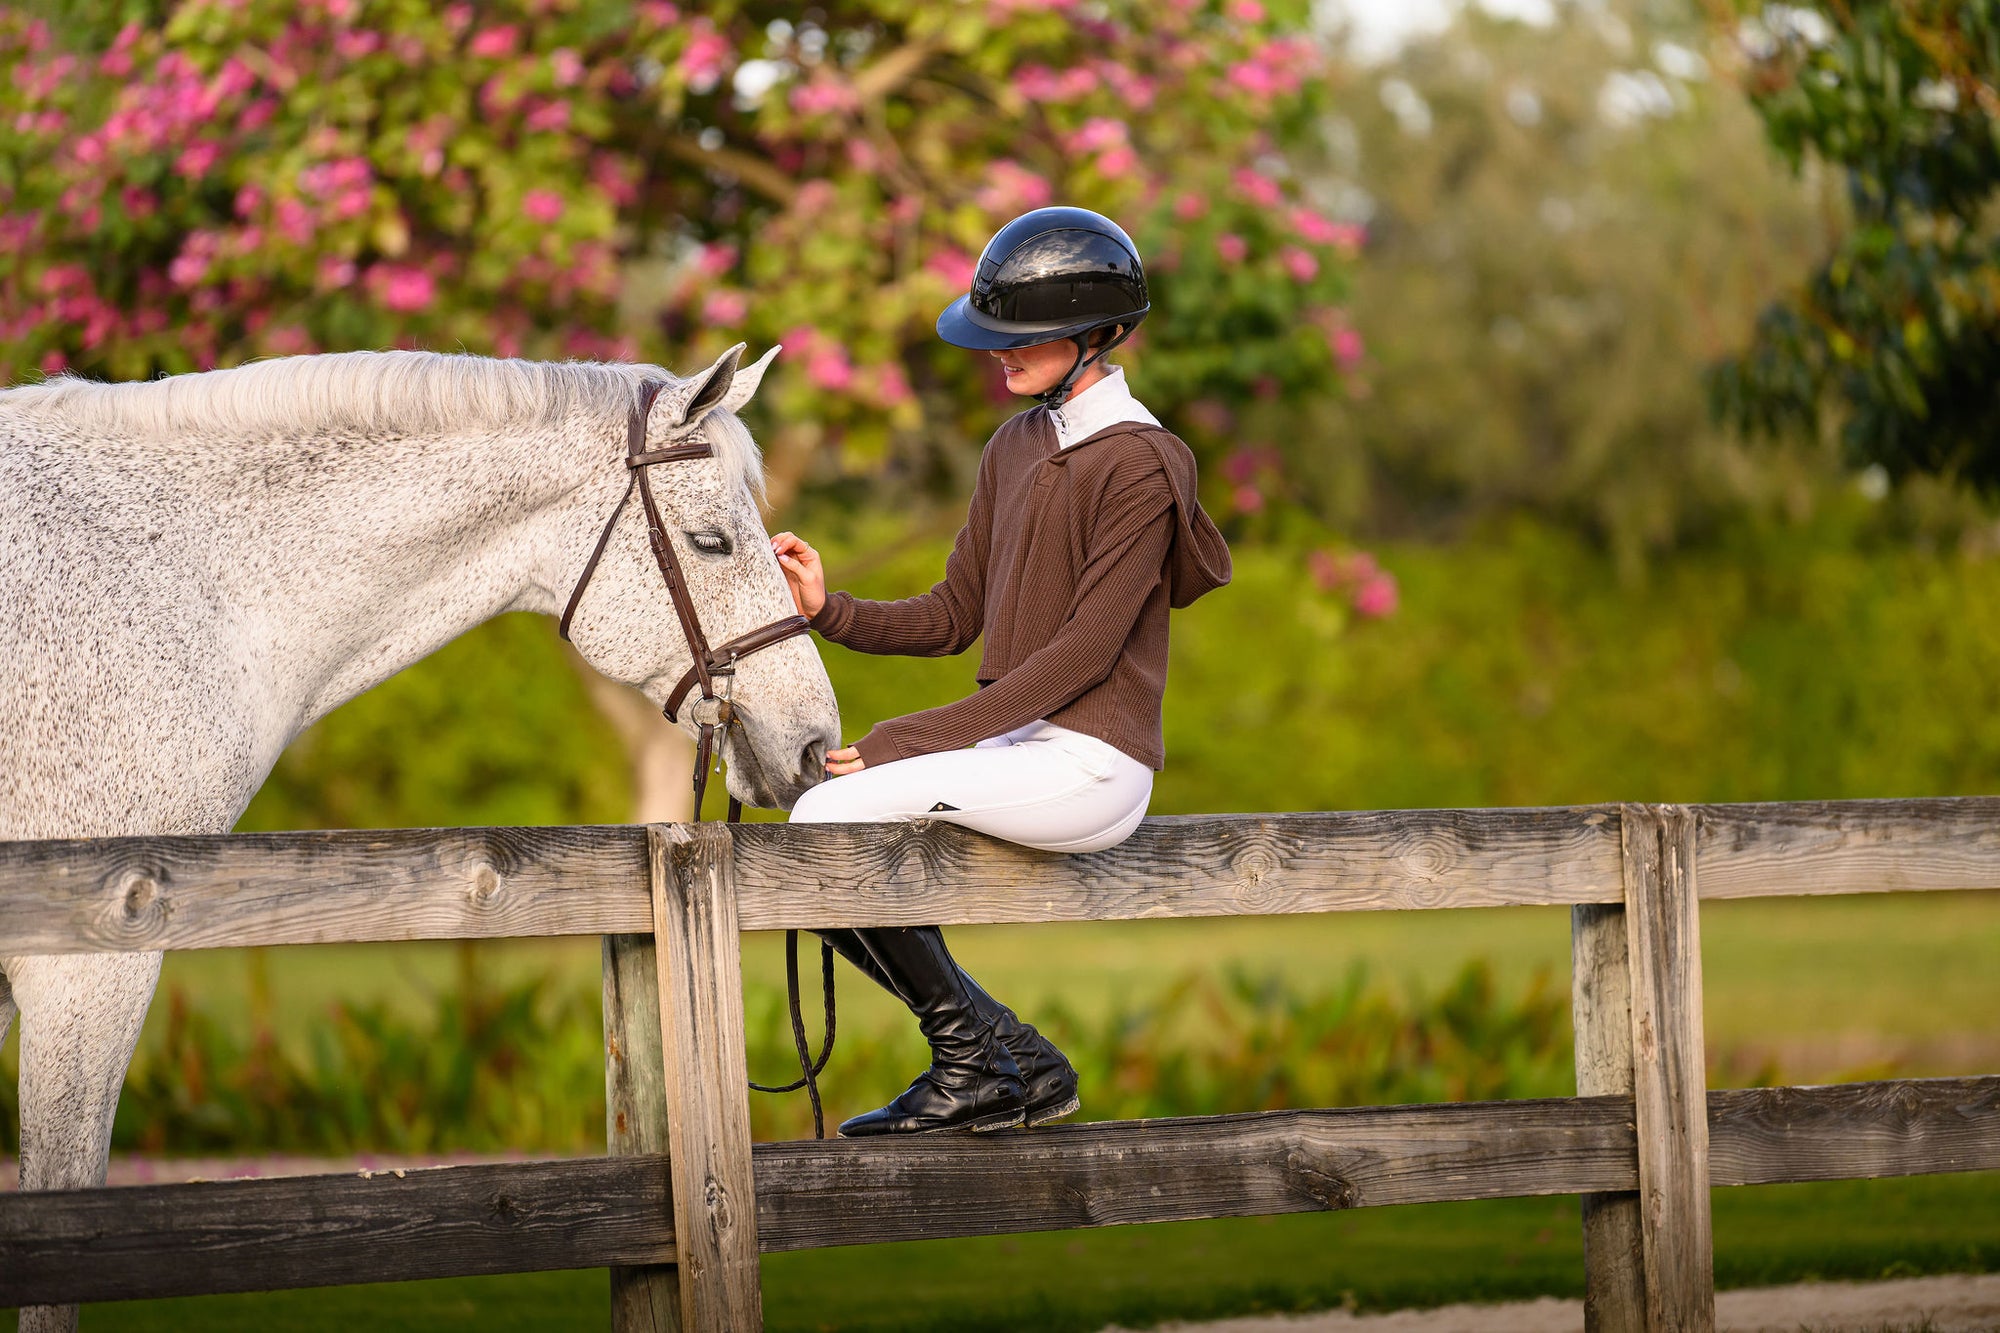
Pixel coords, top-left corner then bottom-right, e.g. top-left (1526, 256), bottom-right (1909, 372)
top-left (64, 1172), bottom-right (2000, 1331)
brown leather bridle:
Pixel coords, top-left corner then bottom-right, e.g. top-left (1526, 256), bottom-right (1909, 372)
top-left (559, 375), bottom-right (835, 1136)
top-left (558, 377), bottom-right (812, 818)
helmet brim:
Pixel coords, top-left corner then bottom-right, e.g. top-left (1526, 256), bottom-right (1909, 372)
top-left (936, 294), bottom-right (1145, 351)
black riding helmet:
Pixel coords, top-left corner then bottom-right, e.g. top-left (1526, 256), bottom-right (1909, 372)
top-left (936, 206), bottom-right (1150, 407)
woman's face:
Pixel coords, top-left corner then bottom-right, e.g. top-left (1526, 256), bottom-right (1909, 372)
top-left (990, 338), bottom-right (1080, 397)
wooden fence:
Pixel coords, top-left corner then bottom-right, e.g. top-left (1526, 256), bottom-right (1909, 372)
top-left (2, 798), bottom-right (1998, 1332)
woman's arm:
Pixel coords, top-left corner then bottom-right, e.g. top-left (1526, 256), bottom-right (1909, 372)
top-left (783, 451), bottom-right (993, 659)
top-left (846, 469), bottom-right (1174, 767)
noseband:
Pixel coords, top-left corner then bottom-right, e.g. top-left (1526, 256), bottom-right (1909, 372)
top-left (558, 378), bottom-right (811, 816)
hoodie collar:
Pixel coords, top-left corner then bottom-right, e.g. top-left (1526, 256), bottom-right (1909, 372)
top-left (1048, 365), bottom-right (1159, 449)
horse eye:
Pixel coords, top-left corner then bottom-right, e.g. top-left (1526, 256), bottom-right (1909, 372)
top-left (687, 529), bottom-right (732, 557)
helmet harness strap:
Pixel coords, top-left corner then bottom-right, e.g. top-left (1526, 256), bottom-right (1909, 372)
top-left (1035, 322), bottom-right (1136, 408)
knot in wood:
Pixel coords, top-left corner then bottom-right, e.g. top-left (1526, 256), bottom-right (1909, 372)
top-left (106, 870), bottom-right (171, 938)
top-left (1284, 1151), bottom-right (1356, 1210)
top-left (487, 1192), bottom-right (520, 1222)
top-left (704, 1174), bottom-right (735, 1230)
top-left (465, 862), bottom-right (503, 909)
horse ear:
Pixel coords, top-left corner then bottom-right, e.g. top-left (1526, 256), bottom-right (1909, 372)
top-left (719, 344), bottom-right (781, 415)
top-left (665, 342), bottom-right (746, 429)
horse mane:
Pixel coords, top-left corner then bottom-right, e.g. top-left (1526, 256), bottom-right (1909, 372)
top-left (3, 350), bottom-right (766, 495)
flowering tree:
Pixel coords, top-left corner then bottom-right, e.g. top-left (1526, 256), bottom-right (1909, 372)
top-left (3, 0), bottom-right (1360, 509)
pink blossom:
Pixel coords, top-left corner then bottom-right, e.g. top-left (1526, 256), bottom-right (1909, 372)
top-left (121, 186), bottom-right (157, 219)
top-left (443, 4), bottom-right (473, 31)
top-left (806, 346), bottom-right (853, 392)
top-left (887, 194), bottom-right (923, 225)
top-left (1281, 246), bottom-right (1318, 282)
top-left (678, 24), bottom-right (731, 88)
top-left (1095, 145), bottom-right (1138, 178)
top-left (524, 98), bottom-right (572, 131)
top-left (168, 251), bottom-right (210, 287)
top-left (175, 141), bottom-right (221, 179)
top-left (636, 2), bottom-right (680, 27)
top-left (234, 182), bottom-right (265, 217)
top-left (1059, 67), bottom-right (1099, 99)
top-left (925, 247), bottom-right (978, 291)
top-left (469, 26), bottom-right (518, 59)
top-left (974, 160), bottom-right (1054, 215)
top-left (334, 29), bottom-right (381, 60)
top-left (522, 189), bottom-right (564, 224)
top-left (697, 242), bottom-right (738, 277)
top-left (871, 361), bottom-right (914, 407)
top-left (845, 139), bottom-right (880, 171)
top-left (41, 350), bottom-right (67, 375)
top-left (1352, 573), bottom-right (1398, 619)
top-left (316, 255), bottom-right (356, 290)
top-left (702, 289), bottom-right (749, 325)
top-left (1228, 0), bottom-right (1266, 20)
top-left (240, 97), bottom-right (278, 132)
top-left (1330, 327), bottom-right (1364, 367)
top-left (1067, 117), bottom-right (1128, 154)
top-left (790, 80), bottom-right (860, 116)
top-left (275, 197), bottom-right (314, 244)
top-left (39, 264), bottom-right (89, 296)
top-left (1174, 191), bottom-right (1208, 222)
top-left (1094, 59), bottom-right (1157, 109)
top-left (1231, 167), bottom-right (1284, 209)
top-left (370, 263), bottom-right (435, 312)
top-left (1287, 206), bottom-right (1340, 246)
top-left (550, 48), bottom-right (585, 87)
top-left (1232, 483), bottom-right (1264, 513)
top-left (1216, 233), bottom-right (1247, 264)
top-left (1228, 60), bottom-right (1291, 98)
top-left (592, 154), bottom-right (639, 207)
top-left (1010, 65), bottom-right (1063, 101)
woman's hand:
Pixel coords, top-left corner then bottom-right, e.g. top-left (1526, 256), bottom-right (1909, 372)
top-left (769, 531), bottom-right (827, 619)
top-left (825, 745), bottom-right (865, 777)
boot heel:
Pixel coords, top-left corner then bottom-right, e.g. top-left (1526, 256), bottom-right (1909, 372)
top-left (1026, 1094), bottom-right (1082, 1128)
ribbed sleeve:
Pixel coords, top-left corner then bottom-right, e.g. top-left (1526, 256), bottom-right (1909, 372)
top-left (807, 455), bottom-right (991, 658)
top-left (850, 473), bottom-right (1175, 767)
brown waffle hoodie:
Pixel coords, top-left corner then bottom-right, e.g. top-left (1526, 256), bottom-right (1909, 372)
top-left (807, 406), bottom-right (1231, 769)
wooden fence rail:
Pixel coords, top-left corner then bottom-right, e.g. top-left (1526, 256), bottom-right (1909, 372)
top-left (3, 799), bottom-right (1998, 1332)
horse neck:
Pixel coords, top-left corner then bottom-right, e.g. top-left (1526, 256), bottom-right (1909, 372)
top-left (216, 414), bottom-right (620, 730)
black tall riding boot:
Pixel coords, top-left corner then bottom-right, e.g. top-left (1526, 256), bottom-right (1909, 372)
top-left (816, 927), bottom-right (1080, 1129)
top-left (829, 926), bottom-right (1028, 1136)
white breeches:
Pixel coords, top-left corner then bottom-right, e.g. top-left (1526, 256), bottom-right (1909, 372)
top-left (788, 720), bottom-right (1154, 853)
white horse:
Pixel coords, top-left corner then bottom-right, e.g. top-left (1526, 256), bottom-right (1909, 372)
top-left (0, 345), bottom-right (839, 1330)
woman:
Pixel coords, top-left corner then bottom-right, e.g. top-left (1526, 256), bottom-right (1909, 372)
top-left (771, 206), bottom-right (1232, 1137)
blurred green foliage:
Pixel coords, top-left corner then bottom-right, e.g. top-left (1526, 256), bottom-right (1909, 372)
top-left (1, 957), bottom-right (1568, 1153)
top-left (1712, 1), bottom-right (2000, 488)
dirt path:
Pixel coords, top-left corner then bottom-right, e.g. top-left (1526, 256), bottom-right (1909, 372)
top-left (1114, 1272), bottom-right (2000, 1333)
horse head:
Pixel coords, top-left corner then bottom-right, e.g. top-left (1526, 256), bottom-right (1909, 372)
top-left (559, 345), bottom-right (839, 811)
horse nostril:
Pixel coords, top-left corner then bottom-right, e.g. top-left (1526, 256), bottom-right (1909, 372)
top-left (801, 736), bottom-right (826, 778)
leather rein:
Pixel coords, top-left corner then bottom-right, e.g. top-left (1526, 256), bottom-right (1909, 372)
top-left (558, 377), bottom-right (836, 1135)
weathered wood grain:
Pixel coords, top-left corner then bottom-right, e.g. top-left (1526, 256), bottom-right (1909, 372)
top-left (0, 825), bottom-right (651, 953)
top-left (1709, 1078), bottom-right (2000, 1185)
top-left (604, 934), bottom-right (681, 1333)
top-left (753, 1096), bottom-right (1641, 1250)
top-left (650, 825), bottom-right (762, 1333)
top-left (1571, 903), bottom-right (1645, 1333)
top-left (0, 1155), bottom-right (677, 1307)
top-left (1622, 804), bottom-right (1714, 1333)
top-left (729, 808), bottom-right (1625, 929)
top-left (1700, 797), bottom-right (2000, 899)
top-left (0, 810), bottom-right (1626, 952)
top-left (6, 1079), bottom-right (1990, 1307)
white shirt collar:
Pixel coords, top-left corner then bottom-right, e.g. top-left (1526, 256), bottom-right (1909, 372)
top-left (1048, 364), bottom-right (1160, 449)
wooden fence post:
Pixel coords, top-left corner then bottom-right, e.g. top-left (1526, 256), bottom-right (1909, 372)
top-left (1620, 804), bottom-right (1715, 1332)
top-left (603, 932), bottom-right (681, 1333)
top-left (649, 823), bottom-right (763, 1333)
top-left (1572, 901), bottom-right (1646, 1333)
